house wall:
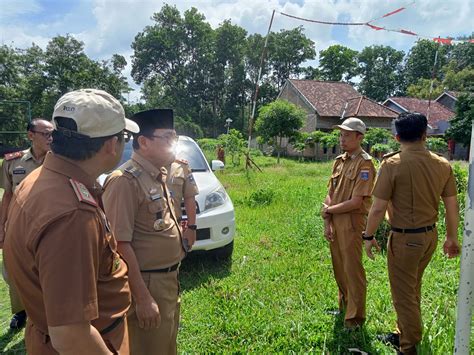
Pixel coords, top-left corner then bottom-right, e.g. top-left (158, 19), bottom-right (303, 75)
top-left (279, 84), bottom-right (317, 132)
top-left (317, 116), bottom-right (392, 130)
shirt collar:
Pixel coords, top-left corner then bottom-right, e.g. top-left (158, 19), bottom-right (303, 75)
top-left (131, 152), bottom-right (166, 179)
top-left (342, 148), bottom-right (362, 160)
top-left (42, 152), bottom-right (102, 195)
top-left (24, 148), bottom-right (45, 164)
top-left (401, 141), bottom-right (427, 152)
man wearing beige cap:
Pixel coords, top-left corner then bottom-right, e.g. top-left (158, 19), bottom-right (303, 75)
top-left (321, 117), bottom-right (376, 330)
top-left (3, 89), bottom-right (139, 354)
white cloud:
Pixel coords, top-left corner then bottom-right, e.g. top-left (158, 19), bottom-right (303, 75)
top-left (1, 0), bottom-right (472, 101)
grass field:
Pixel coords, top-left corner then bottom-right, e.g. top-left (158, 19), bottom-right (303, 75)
top-left (0, 156), bottom-right (471, 353)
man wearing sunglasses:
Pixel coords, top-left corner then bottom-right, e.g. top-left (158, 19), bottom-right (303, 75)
top-left (0, 118), bottom-right (53, 331)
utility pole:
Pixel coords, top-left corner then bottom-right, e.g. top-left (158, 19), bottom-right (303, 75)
top-left (454, 120), bottom-right (474, 354)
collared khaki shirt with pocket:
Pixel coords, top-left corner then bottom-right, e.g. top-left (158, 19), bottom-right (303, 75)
top-left (1, 148), bottom-right (44, 193)
top-left (166, 160), bottom-right (199, 219)
top-left (103, 152), bottom-right (185, 271)
top-left (329, 149), bottom-right (376, 214)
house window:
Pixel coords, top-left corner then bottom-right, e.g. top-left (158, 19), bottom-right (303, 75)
top-left (323, 145), bottom-right (327, 154)
top-left (332, 146), bottom-right (336, 154)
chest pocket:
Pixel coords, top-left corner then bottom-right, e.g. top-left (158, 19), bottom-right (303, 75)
top-left (12, 167), bottom-right (27, 186)
top-left (330, 171), bottom-right (341, 190)
top-left (344, 166), bottom-right (359, 181)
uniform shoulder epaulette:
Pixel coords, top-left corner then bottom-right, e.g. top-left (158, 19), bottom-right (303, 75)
top-left (361, 151), bottom-right (372, 160)
top-left (335, 153), bottom-right (344, 160)
top-left (382, 150), bottom-right (401, 159)
top-left (175, 158), bottom-right (188, 165)
top-left (69, 179), bottom-right (97, 207)
top-left (4, 151), bottom-right (24, 161)
top-left (124, 165), bottom-right (142, 178)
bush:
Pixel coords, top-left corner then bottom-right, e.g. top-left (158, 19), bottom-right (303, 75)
top-left (218, 129), bottom-right (246, 166)
top-left (426, 137), bottom-right (448, 153)
top-left (246, 187), bottom-right (275, 207)
top-left (197, 138), bottom-right (219, 151)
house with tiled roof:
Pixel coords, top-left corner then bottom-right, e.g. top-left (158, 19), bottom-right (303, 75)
top-left (277, 79), bottom-right (398, 158)
top-left (382, 97), bottom-right (455, 136)
top-left (279, 80), bottom-right (398, 132)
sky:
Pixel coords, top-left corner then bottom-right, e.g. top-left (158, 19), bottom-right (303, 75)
top-left (1, 0), bottom-right (473, 102)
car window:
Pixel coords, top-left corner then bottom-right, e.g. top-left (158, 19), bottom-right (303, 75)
top-left (175, 140), bottom-right (209, 172)
top-left (117, 138), bottom-right (209, 172)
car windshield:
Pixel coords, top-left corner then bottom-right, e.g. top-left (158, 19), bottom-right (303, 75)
top-left (117, 138), bottom-right (209, 172)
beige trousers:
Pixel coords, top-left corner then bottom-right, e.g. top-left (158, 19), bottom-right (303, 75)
top-left (388, 230), bottom-right (437, 354)
top-left (128, 271), bottom-right (180, 355)
top-left (330, 213), bottom-right (367, 325)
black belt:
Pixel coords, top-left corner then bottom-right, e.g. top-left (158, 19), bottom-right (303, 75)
top-left (141, 262), bottom-right (180, 273)
top-left (100, 314), bottom-right (125, 336)
top-left (391, 224), bottom-right (435, 234)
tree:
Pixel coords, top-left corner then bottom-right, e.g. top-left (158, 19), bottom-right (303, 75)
top-left (319, 45), bottom-right (358, 82)
top-left (268, 27), bottom-right (316, 90)
top-left (403, 39), bottom-right (450, 90)
top-left (363, 127), bottom-right (393, 154)
top-left (357, 45), bottom-right (405, 101)
top-left (406, 78), bottom-right (443, 99)
top-left (255, 99), bottom-right (305, 163)
top-left (218, 129), bottom-right (245, 166)
top-left (446, 94), bottom-right (474, 155)
top-left (320, 130), bottom-right (339, 160)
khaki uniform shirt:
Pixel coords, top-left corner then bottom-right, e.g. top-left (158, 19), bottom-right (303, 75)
top-left (103, 152), bottom-right (185, 271)
top-left (166, 160), bottom-right (199, 218)
top-left (328, 149), bottom-right (376, 214)
top-left (0, 148), bottom-right (44, 193)
top-left (372, 142), bottom-right (457, 228)
top-left (3, 153), bottom-right (131, 335)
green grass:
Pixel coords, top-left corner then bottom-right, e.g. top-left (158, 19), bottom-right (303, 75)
top-left (0, 156), bottom-right (471, 353)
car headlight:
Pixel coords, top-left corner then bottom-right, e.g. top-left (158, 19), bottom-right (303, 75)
top-left (204, 187), bottom-right (227, 211)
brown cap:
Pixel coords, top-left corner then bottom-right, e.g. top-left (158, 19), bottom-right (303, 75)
top-left (333, 117), bottom-right (366, 134)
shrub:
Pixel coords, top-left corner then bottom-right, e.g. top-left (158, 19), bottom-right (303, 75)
top-left (426, 137), bottom-right (448, 153)
top-left (246, 187), bottom-right (275, 207)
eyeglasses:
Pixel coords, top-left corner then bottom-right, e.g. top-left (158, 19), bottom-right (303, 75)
top-left (148, 132), bottom-right (178, 143)
top-left (32, 130), bottom-right (53, 139)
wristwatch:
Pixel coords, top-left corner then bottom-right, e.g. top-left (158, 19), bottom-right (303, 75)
top-left (188, 224), bottom-right (197, 231)
top-left (362, 231), bottom-right (374, 241)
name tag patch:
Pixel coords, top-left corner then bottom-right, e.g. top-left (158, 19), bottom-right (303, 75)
top-left (360, 169), bottom-right (369, 181)
top-left (13, 168), bottom-right (26, 175)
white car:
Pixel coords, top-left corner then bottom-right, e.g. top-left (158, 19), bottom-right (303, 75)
top-left (102, 136), bottom-right (236, 259)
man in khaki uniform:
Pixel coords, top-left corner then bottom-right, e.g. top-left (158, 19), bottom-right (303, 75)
top-left (321, 117), bottom-right (376, 329)
top-left (364, 112), bottom-right (460, 354)
top-left (0, 118), bottom-right (53, 330)
top-left (3, 89), bottom-right (138, 354)
top-left (103, 109), bottom-right (186, 355)
top-left (167, 158), bottom-right (199, 251)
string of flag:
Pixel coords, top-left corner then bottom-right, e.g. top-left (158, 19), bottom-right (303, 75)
top-left (279, 2), bottom-right (473, 45)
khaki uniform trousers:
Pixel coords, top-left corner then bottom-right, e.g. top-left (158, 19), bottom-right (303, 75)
top-left (330, 213), bottom-right (367, 324)
top-left (388, 230), bottom-right (437, 355)
top-left (128, 270), bottom-right (180, 355)
top-left (25, 318), bottom-right (129, 354)
top-left (2, 259), bottom-right (25, 314)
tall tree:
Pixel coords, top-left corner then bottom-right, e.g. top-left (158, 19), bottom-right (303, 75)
top-left (268, 27), bottom-right (316, 90)
top-left (446, 94), bottom-right (474, 153)
top-left (319, 45), bottom-right (358, 82)
top-left (357, 45), bottom-right (404, 102)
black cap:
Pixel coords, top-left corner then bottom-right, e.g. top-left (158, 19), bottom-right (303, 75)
top-left (130, 109), bottom-right (174, 134)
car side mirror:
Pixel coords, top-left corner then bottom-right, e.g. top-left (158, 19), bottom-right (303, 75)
top-left (211, 160), bottom-right (225, 171)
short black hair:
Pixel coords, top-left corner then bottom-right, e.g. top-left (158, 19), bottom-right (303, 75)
top-left (27, 118), bottom-right (49, 132)
top-left (52, 117), bottom-right (122, 160)
top-left (394, 112), bottom-right (428, 142)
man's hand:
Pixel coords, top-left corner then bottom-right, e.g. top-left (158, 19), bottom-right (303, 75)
top-left (364, 239), bottom-right (380, 260)
top-left (321, 203), bottom-right (330, 220)
top-left (323, 221), bottom-right (334, 242)
top-left (135, 297), bottom-right (161, 330)
top-left (443, 238), bottom-right (460, 258)
top-left (183, 228), bottom-right (196, 249)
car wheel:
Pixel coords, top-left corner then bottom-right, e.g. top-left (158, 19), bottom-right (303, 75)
top-left (211, 241), bottom-right (234, 260)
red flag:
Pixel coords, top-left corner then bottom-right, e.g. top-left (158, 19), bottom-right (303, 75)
top-left (367, 23), bottom-right (384, 31)
top-left (433, 37), bottom-right (452, 44)
top-left (382, 7), bottom-right (406, 18)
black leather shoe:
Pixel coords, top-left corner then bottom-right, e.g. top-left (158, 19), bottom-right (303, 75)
top-left (377, 332), bottom-right (400, 350)
top-left (9, 310), bottom-right (27, 331)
